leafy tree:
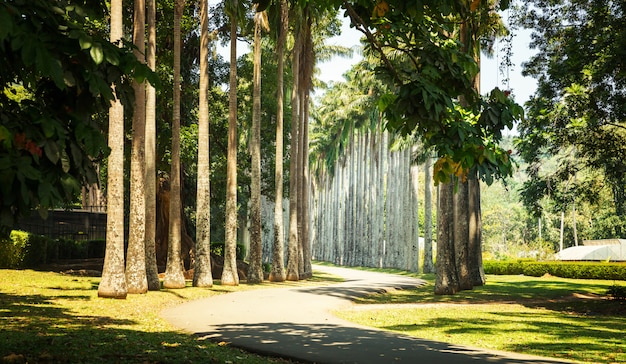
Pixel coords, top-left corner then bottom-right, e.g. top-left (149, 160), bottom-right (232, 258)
top-left (0, 0), bottom-right (149, 236)
top-left (515, 0), bottom-right (626, 241)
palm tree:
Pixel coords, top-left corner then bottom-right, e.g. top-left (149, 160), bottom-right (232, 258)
top-left (145, 0), bottom-right (160, 291)
top-left (286, 24), bottom-right (301, 281)
top-left (422, 153), bottom-right (434, 273)
top-left (126, 0), bottom-right (149, 295)
top-left (268, 0), bottom-right (288, 283)
top-left (194, 0), bottom-right (213, 287)
top-left (248, 6), bottom-right (269, 284)
top-left (163, 0), bottom-right (186, 289)
top-left (98, 0), bottom-right (127, 299)
top-left (221, 0), bottom-right (240, 286)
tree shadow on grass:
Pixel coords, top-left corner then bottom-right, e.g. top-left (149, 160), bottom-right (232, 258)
top-left (0, 291), bottom-right (236, 363)
top-left (381, 309), bottom-right (625, 363)
top-left (196, 322), bottom-right (570, 364)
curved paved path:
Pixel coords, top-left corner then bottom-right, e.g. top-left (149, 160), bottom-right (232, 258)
top-left (161, 264), bottom-right (571, 364)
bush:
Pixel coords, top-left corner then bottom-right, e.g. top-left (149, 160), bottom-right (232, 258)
top-left (607, 284), bottom-right (626, 300)
top-left (0, 231), bottom-right (50, 268)
top-left (210, 242), bottom-right (246, 260)
top-left (0, 231), bottom-right (101, 269)
top-left (484, 260), bottom-right (626, 280)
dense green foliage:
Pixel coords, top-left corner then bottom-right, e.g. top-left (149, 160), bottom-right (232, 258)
top-left (515, 0), bottom-right (626, 227)
top-left (484, 259), bottom-right (626, 280)
top-left (0, 0), bottom-right (154, 236)
top-left (322, 0), bottom-right (524, 185)
top-left (0, 230), bottom-right (105, 268)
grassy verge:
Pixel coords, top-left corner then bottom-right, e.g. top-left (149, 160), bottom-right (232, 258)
top-left (335, 273), bottom-right (625, 363)
top-left (0, 269), bottom-right (341, 363)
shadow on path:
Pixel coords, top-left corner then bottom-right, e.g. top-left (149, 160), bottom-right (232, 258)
top-left (197, 322), bottom-right (570, 364)
top-left (162, 265), bottom-right (573, 364)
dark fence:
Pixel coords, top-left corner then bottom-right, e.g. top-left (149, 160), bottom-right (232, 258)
top-left (15, 209), bottom-right (107, 241)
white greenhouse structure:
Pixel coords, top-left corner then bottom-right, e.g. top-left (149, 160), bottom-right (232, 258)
top-left (555, 239), bottom-right (626, 261)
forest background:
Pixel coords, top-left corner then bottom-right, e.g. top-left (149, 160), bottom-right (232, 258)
top-left (2, 0), bottom-right (625, 285)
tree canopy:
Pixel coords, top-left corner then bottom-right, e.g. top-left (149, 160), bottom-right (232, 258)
top-left (0, 0), bottom-right (153, 235)
top-left (515, 0), bottom-right (626, 220)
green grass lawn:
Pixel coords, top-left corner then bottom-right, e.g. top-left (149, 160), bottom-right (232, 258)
top-left (335, 274), bottom-right (626, 363)
top-left (0, 269), bottom-right (338, 363)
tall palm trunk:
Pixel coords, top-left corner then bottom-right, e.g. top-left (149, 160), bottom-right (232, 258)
top-left (269, 0), bottom-right (288, 283)
top-left (299, 83), bottom-right (312, 279)
top-left (468, 175), bottom-right (485, 285)
top-left (248, 8), bottom-right (266, 284)
top-left (145, 0), bottom-right (160, 291)
top-left (422, 154), bottom-right (434, 273)
top-left (435, 181), bottom-right (460, 295)
top-left (286, 31), bottom-right (301, 281)
top-left (98, 0), bottom-right (127, 299)
top-left (222, 0), bottom-right (240, 286)
top-left (194, 0), bottom-right (213, 287)
top-left (126, 0), bottom-right (148, 295)
top-left (163, 0), bottom-right (186, 289)
top-left (454, 180), bottom-right (472, 290)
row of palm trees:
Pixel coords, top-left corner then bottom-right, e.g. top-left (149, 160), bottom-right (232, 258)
top-left (97, 0), bottom-right (331, 298)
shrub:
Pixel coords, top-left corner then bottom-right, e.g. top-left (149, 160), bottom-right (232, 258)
top-left (607, 284), bottom-right (626, 301)
top-left (0, 231), bottom-right (96, 268)
top-left (0, 231), bottom-right (50, 268)
top-left (210, 242), bottom-right (246, 260)
top-left (484, 260), bottom-right (626, 280)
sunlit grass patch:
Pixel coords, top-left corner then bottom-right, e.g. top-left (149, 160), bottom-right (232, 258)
top-left (0, 269), bottom-right (324, 363)
top-left (336, 273), bottom-right (626, 363)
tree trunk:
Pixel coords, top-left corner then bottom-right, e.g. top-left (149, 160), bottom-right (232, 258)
top-left (454, 180), bottom-right (472, 290)
top-left (269, 0), bottom-right (288, 283)
top-left (286, 28), bottom-right (301, 281)
top-left (144, 0), bottom-right (160, 291)
top-left (435, 181), bottom-right (459, 295)
top-left (163, 0), bottom-right (186, 289)
top-left (408, 149), bottom-right (420, 273)
top-left (468, 175), bottom-right (485, 286)
top-left (300, 90), bottom-right (312, 278)
top-left (247, 10), bottom-right (264, 284)
top-left (98, 0), bottom-right (127, 299)
top-left (423, 154), bottom-right (434, 273)
top-left (222, 0), bottom-right (240, 286)
top-left (126, 0), bottom-right (148, 295)
top-left (193, 0), bottom-right (213, 287)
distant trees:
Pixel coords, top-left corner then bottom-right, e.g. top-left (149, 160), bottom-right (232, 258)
top-left (515, 0), bottom-right (626, 245)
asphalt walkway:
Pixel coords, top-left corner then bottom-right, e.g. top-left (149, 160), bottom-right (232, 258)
top-left (161, 264), bottom-right (571, 364)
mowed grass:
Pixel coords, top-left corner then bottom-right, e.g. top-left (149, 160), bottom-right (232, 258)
top-left (336, 274), bottom-right (626, 363)
top-left (0, 269), bottom-right (341, 363)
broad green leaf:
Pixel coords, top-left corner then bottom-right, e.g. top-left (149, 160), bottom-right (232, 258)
top-left (104, 47), bottom-right (120, 66)
top-left (44, 140), bottom-right (60, 164)
top-left (79, 34), bottom-right (92, 50)
top-left (90, 43), bottom-right (104, 65)
top-left (0, 126), bottom-right (12, 148)
top-left (61, 149), bottom-right (71, 173)
top-left (0, 6), bottom-right (13, 41)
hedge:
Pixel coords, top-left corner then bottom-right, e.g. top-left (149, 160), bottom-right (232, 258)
top-left (0, 231), bottom-right (105, 269)
top-left (484, 260), bottom-right (626, 281)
